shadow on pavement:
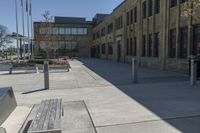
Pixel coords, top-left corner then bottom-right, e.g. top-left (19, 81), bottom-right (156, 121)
top-left (22, 88), bottom-right (47, 94)
top-left (79, 58), bottom-right (200, 133)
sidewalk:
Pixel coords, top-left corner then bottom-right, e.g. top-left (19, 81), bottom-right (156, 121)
top-left (0, 58), bottom-right (200, 133)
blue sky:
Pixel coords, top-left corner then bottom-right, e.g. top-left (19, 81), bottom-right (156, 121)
top-left (0, 0), bottom-right (123, 35)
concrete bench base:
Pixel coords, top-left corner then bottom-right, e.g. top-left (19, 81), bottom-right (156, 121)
top-left (0, 87), bottom-right (17, 125)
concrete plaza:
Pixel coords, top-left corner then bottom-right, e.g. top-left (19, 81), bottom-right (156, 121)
top-left (0, 58), bottom-right (200, 133)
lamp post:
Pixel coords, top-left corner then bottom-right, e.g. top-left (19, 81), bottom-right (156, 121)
top-left (21, 0), bottom-right (26, 60)
top-left (15, 0), bottom-right (20, 63)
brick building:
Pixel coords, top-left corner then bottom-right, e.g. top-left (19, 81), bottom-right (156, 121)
top-left (92, 0), bottom-right (200, 73)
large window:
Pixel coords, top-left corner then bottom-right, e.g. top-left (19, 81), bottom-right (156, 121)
top-left (148, 0), bottom-right (153, 17)
top-left (83, 28), bottom-right (88, 35)
top-left (115, 16), bottom-right (123, 30)
top-left (97, 31), bottom-right (100, 38)
top-left (142, 35), bottom-right (146, 56)
top-left (126, 12), bottom-right (130, 25)
top-left (169, 29), bottom-right (176, 58)
top-left (180, 27), bottom-right (188, 58)
top-left (134, 7), bottom-right (137, 23)
top-left (40, 27), bottom-right (87, 36)
top-left (101, 27), bottom-right (106, 36)
top-left (143, 1), bottom-right (147, 19)
top-left (51, 28), bottom-right (58, 35)
top-left (65, 28), bottom-right (71, 35)
top-left (148, 34), bottom-right (152, 57)
top-left (134, 37), bottom-right (137, 56)
top-left (102, 44), bottom-right (106, 54)
top-left (108, 43), bottom-right (113, 55)
top-left (77, 28), bottom-right (84, 35)
top-left (71, 28), bottom-right (77, 35)
top-left (130, 10), bottom-right (133, 24)
top-left (170, 0), bottom-right (177, 8)
top-left (59, 41), bottom-right (65, 48)
top-left (126, 39), bottom-right (130, 56)
top-left (180, 0), bottom-right (188, 3)
top-left (65, 41), bottom-right (71, 50)
top-left (65, 41), bottom-right (78, 51)
top-left (71, 41), bottom-right (78, 50)
top-left (130, 38), bottom-right (133, 56)
top-left (59, 28), bottom-right (65, 35)
top-left (93, 34), bottom-right (96, 40)
top-left (155, 0), bottom-right (160, 14)
top-left (193, 25), bottom-right (200, 55)
top-left (154, 32), bottom-right (160, 57)
top-left (39, 28), bottom-right (46, 34)
top-left (107, 23), bottom-right (113, 34)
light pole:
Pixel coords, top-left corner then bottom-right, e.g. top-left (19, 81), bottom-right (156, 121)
top-left (15, 0), bottom-right (20, 63)
top-left (26, 0), bottom-right (30, 60)
top-left (21, 0), bottom-right (26, 60)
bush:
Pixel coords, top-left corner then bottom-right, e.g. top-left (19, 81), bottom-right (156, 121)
top-left (27, 59), bottom-right (68, 65)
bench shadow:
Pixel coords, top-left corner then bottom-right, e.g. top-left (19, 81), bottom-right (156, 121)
top-left (21, 120), bottom-right (32, 133)
top-left (22, 88), bottom-right (47, 95)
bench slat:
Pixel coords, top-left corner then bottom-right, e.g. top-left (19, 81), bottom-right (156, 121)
top-left (47, 99), bottom-right (58, 129)
top-left (37, 100), bottom-right (51, 130)
top-left (43, 99), bottom-right (54, 130)
top-left (29, 100), bottom-right (48, 131)
top-left (54, 99), bottom-right (62, 129)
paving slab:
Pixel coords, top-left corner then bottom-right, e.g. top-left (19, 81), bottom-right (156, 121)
top-left (62, 101), bottom-right (96, 133)
top-left (97, 116), bottom-right (200, 133)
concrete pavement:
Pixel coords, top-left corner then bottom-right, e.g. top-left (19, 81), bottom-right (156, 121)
top-left (0, 58), bottom-right (200, 133)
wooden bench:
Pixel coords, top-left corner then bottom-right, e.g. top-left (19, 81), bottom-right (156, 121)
top-left (9, 63), bottom-right (38, 74)
top-left (28, 99), bottom-right (63, 133)
top-left (0, 87), bottom-right (17, 125)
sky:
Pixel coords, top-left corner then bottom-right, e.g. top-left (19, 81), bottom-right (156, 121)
top-left (0, 0), bottom-right (123, 36)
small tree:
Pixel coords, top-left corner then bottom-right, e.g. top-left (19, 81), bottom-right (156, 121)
top-left (35, 11), bottom-right (57, 59)
top-left (0, 25), bottom-right (13, 59)
top-left (0, 25), bottom-right (9, 49)
top-left (182, 0), bottom-right (200, 20)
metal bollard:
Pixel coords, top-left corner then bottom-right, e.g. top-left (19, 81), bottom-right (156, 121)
top-left (9, 68), bottom-right (12, 74)
top-left (44, 61), bottom-right (49, 89)
top-left (132, 58), bottom-right (138, 84)
top-left (35, 67), bottom-right (39, 74)
top-left (190, 58), bottom-right (197, 86)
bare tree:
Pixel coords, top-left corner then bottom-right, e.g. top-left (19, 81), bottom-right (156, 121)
top-left (0, 25), bottom-right (13, 59)
top-left (0, 25), bottom-right (9, 49)
top-left (35, 11), bottom-right (58, 59)
top-left (182, 0), bottom-right (200, 20)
